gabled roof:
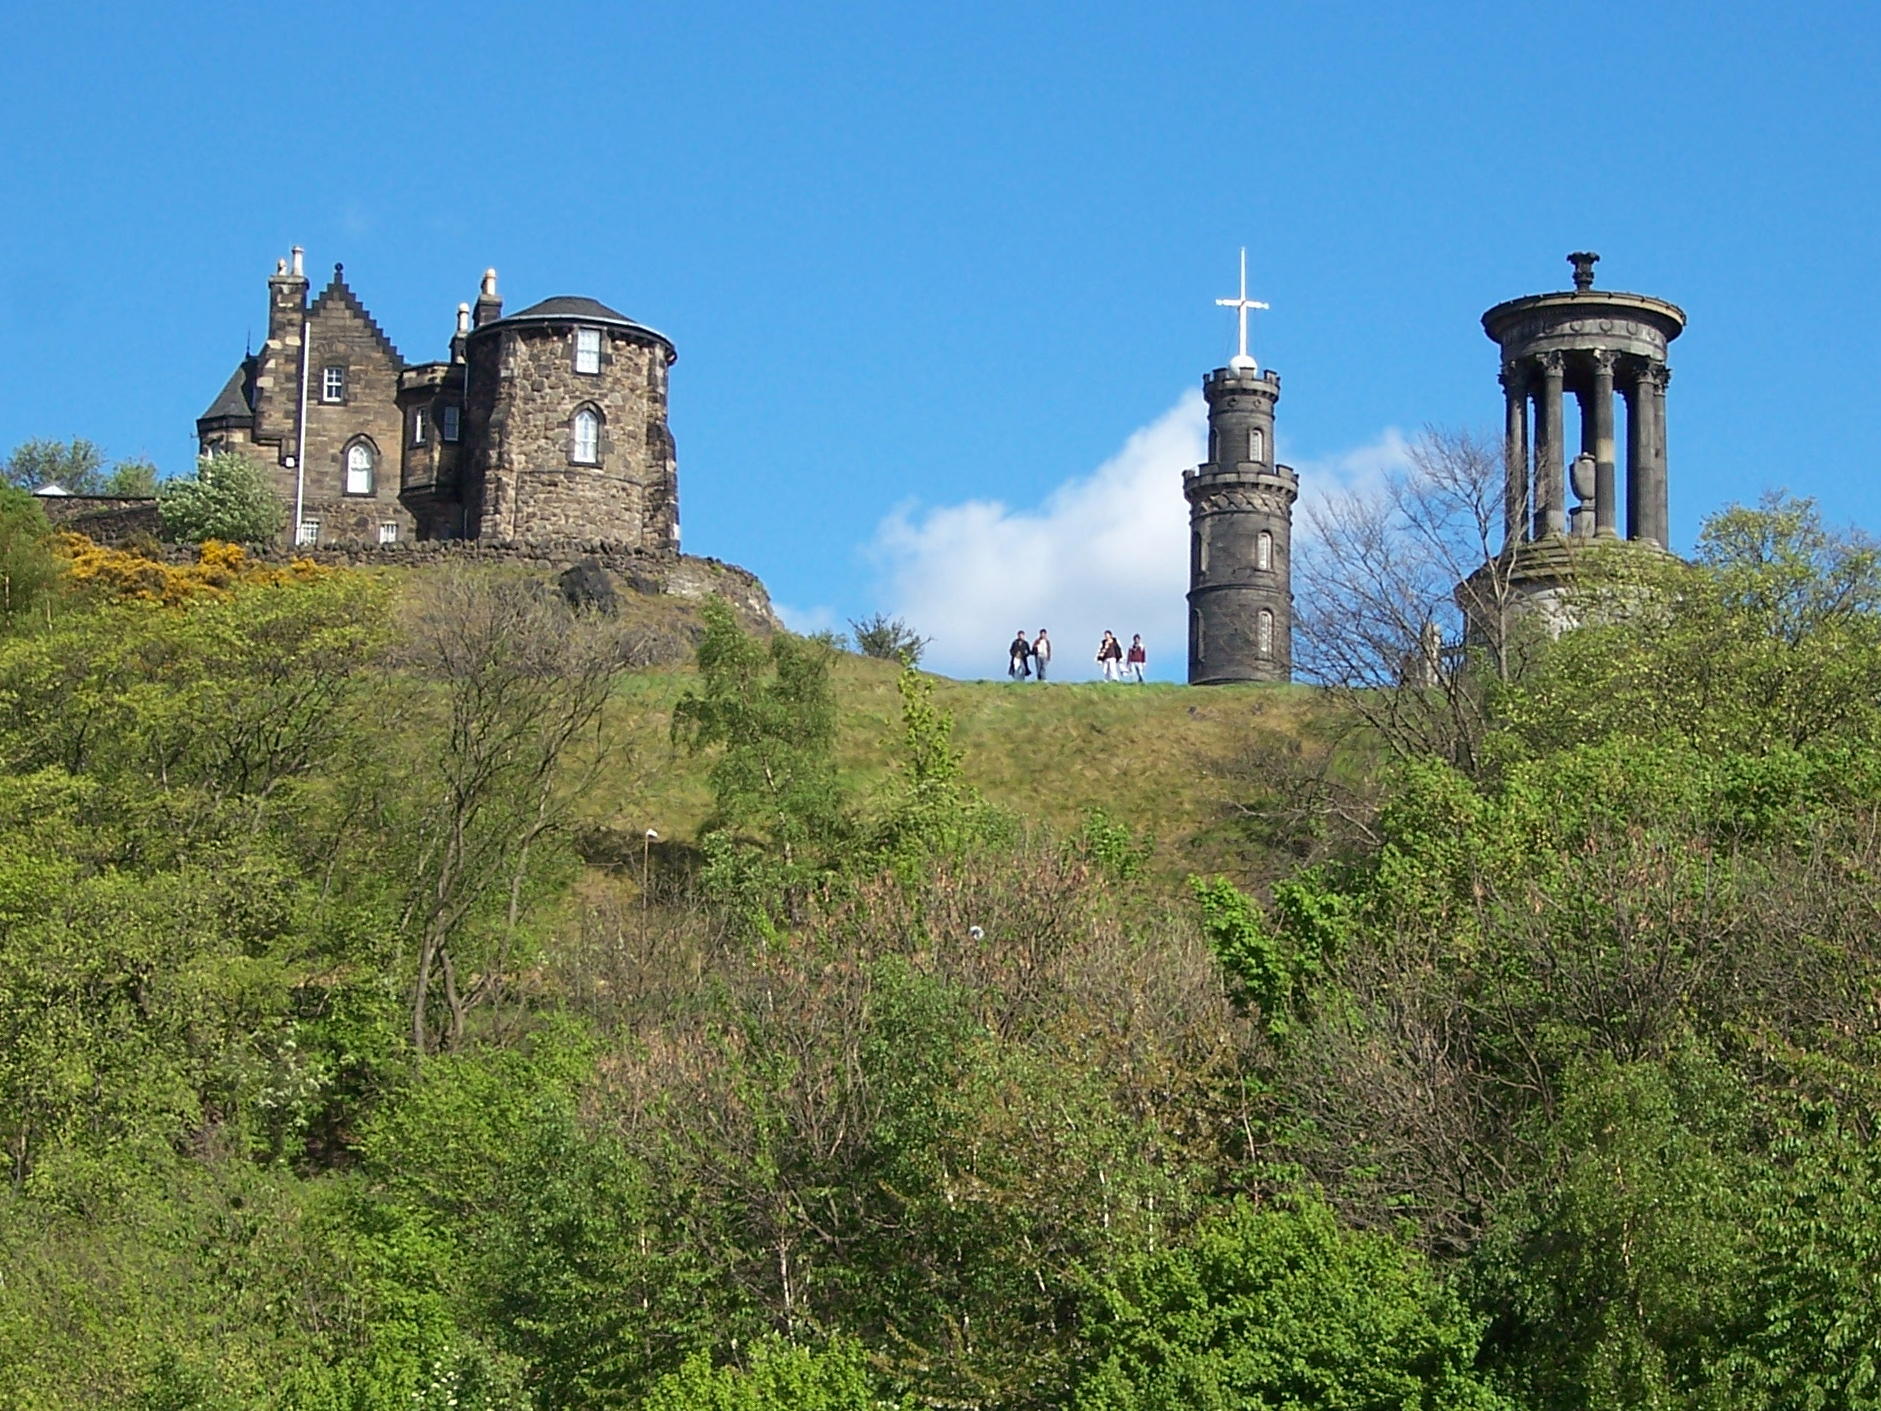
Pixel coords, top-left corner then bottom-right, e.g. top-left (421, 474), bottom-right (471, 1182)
top-left (199, 356), bottom-right (257, 424)
top-left (308, 264), bottom-right (404, 365)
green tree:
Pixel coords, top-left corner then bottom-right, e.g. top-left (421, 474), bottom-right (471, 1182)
top-left (0, 486), bottom-right (61, 625)
top-left (3, 437), bottom-right (106, 494)
top-left (157, 451), bottom-right (285, 543)
top-left (1073, 1193), bottom-right (1512, 1411)
top-left (847, 611), bottom-right (931, 665)
top-left (104, 457), bottom-right (160, 497)
top-left (644, 1336), bottom-right (895, 1411)
top-left (673, 598), bottom-right (849, 922)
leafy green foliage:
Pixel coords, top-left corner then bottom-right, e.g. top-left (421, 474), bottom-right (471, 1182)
top-left (1073, 1194), bottom-right (1512, 1411)
top-left (157, 451), bottom-right (286, 543)
top-left (3, 437), bottom-right (107, 494)
top-left (645, 1336), bottom-right (894, 1411)
top-left (847, 611), bottom-right (931, 665)
top-left (0, 485), bottom-right (60, 624)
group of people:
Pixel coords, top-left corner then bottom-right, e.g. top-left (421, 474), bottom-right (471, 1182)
top-left (1007, 629), bottom-right (1148, 683)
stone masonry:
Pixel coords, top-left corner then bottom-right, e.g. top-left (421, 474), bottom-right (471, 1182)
top-left (1185, 365), bottom-right (1298, 684)
top-left (198, 250), bottom-right (681, 553)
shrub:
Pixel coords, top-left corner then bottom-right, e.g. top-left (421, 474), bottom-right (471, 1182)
top-left (157, 452), bottom-right (284, 544)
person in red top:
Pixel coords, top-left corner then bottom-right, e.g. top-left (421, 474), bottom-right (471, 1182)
top-left (1126, 634), bottom-right (1147, 683)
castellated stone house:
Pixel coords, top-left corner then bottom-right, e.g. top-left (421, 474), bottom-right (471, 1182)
top-left (197, 247), bottom-right (680, 551)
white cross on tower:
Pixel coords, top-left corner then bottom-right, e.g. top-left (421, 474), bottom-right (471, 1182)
top-left (1216, 247), bottom-right (1269, 372)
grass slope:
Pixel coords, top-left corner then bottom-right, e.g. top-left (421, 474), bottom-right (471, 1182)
top-left (597, 651), bottom-right (1316, 884)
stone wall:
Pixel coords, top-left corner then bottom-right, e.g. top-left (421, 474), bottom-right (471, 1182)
top-left (292, 276), bottom-right (416, 545)
top-left (465, 323), bottom-right (677, 549)
top-left (37, 496), bottom-right (162, 540)
top-left (204, 537), bottom-right (779, 630)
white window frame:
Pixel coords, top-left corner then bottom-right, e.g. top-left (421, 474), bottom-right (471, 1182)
top-left (1258, 609), bottom-right (1275, 657)
top-left (345, 442), bottom-right (374, 495)
top-left (1256, 530), bottom-right (1273, 572)
top-left (378, 521), bottom-right (399, 544)
top-left (296, 519), bottom-right (320, 547)
top-left (411, 407), bottom-right (428, 446)
top-left (321, 365), bottom-right (346, 403)
top-left (572, 409), bottom-right (600, 465)
top-left (441, 404), bottom-right (461, 442)
top-left (1249, 427), bottom-right (1264, 462)
top-left (574, 327), bottom-right (602, 375)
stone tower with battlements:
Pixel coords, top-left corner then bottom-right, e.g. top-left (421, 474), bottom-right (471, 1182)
top-left (1184, 254), bottom-right (1298, 684)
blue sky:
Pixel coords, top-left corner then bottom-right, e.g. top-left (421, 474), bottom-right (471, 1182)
top-left (3, 1), bottom-right (1878, 679)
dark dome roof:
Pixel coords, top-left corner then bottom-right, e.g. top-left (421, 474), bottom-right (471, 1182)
top-left (474, 295), bottom-right (675, 362)
top-left (507, 295), bottom-right (633, 321)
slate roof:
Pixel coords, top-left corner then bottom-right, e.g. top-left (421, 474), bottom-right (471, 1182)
top-left (199, 356), bottom-right (257, 424)
top-left (476, 295), bottom-right (676, 362)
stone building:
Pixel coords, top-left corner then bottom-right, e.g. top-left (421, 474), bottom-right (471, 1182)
top-left (1184, 255), bottom-right (1298, 684)
top-left (198, 248), bottom-right (680, 551)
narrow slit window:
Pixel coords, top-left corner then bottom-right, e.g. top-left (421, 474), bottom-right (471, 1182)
top-left (575, 327), bottom-right (602, 374)
top-left (411, 408), bottom-right (428, 445)
top-left (1258, 609), bottom-right (1275, 657)
top-left (441, 404), bottom-right (461, 441)
top-left (1257, 530), bottom-right (1272, 571)
top-left (1249, 427), bottom-right (1264, 462)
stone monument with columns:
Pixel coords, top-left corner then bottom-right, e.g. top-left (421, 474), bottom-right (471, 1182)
top-left (1185, 250), bottom-right (1298, 684)
top-left (1467, 252), bottom-right (1685, 633)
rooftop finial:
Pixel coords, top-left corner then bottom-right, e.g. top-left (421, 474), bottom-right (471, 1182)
top-left (482, 268), bottom-right (498, 298)
top-left (334, 262), bottom-right (345, 280)
top-left (1215, 247), bottom-right (1270, 373)
top-left (1568, 250), bottom-right (1599, 292)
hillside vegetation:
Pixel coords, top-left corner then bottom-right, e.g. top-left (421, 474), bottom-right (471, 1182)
top-left (3, 485), bottom-right (1881, 1411)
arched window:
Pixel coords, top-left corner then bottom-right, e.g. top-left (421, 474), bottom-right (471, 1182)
top-left (1258, 609), bottom-right (1275, 657)
top-left (1248, 427), bottom-right (1264, 462)
top-left (571, 407), bottom-right (601, 465)
top-left (344, 441), bottom-right (375, 495)
top-left (1197, 519), bottom-right (1210, 576)
top-left (1256, 530), bottom-right (1273, 572)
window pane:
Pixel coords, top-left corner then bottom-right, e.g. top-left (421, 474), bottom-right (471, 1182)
top-left (442, 405), bottom-right (461, 441)
top-left (297, 520), bottom-right (319, 546)
top-left (412, 409), bottom-right (428, 445)
top-left (575, 328), bottom-right (601, 374)
top-left (346, 444), bottom-right (373, 494)
top-left (322, 367), bottom-right (345, 402)
top-left (573, 411), bottom-right (599, 463)
top-left (379, 522), bottom-right (398, 544)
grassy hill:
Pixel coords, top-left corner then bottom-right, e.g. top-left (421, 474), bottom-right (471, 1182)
top-left (592, 648), bottom-right (1325, 887)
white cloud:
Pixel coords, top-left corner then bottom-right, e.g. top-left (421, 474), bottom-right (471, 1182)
top-left (863, 400), bottom-right (1419, 682)
top-left (867, 390), bottom-right (1205, 681)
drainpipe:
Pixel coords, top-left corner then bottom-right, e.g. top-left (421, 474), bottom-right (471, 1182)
top-left (293, 312), bottom-right (310, 543)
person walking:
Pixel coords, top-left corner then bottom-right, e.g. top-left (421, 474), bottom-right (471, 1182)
top-left (1126, 633), bottom-right (1147, 683)
top-left (1032, 629), bottom-right (1052, 681)
top-left (1096, 630), bottom-right (1124, 682)
top-left (1008, 629), bottom-right (1033, 680)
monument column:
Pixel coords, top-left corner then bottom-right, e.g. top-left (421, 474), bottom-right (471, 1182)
top-left (1590, 350), bottom-right (1618, 538)
top-left (1534, 352), bottom-right (1566, 539)
top-left (1500, 361), bottom-right (1530, 549)
top-left (1624, 362), bottom-right (1651, 542)
top-left (1649, 364), bottom-right (1671, 547)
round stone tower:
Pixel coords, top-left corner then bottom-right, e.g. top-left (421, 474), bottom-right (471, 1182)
top-left (462, 293), bottom-right (679, 549)
top-left (1184, 364), bottom-right (1298, 683)
top-left (1474, 252), bottom-right (1685, 625)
